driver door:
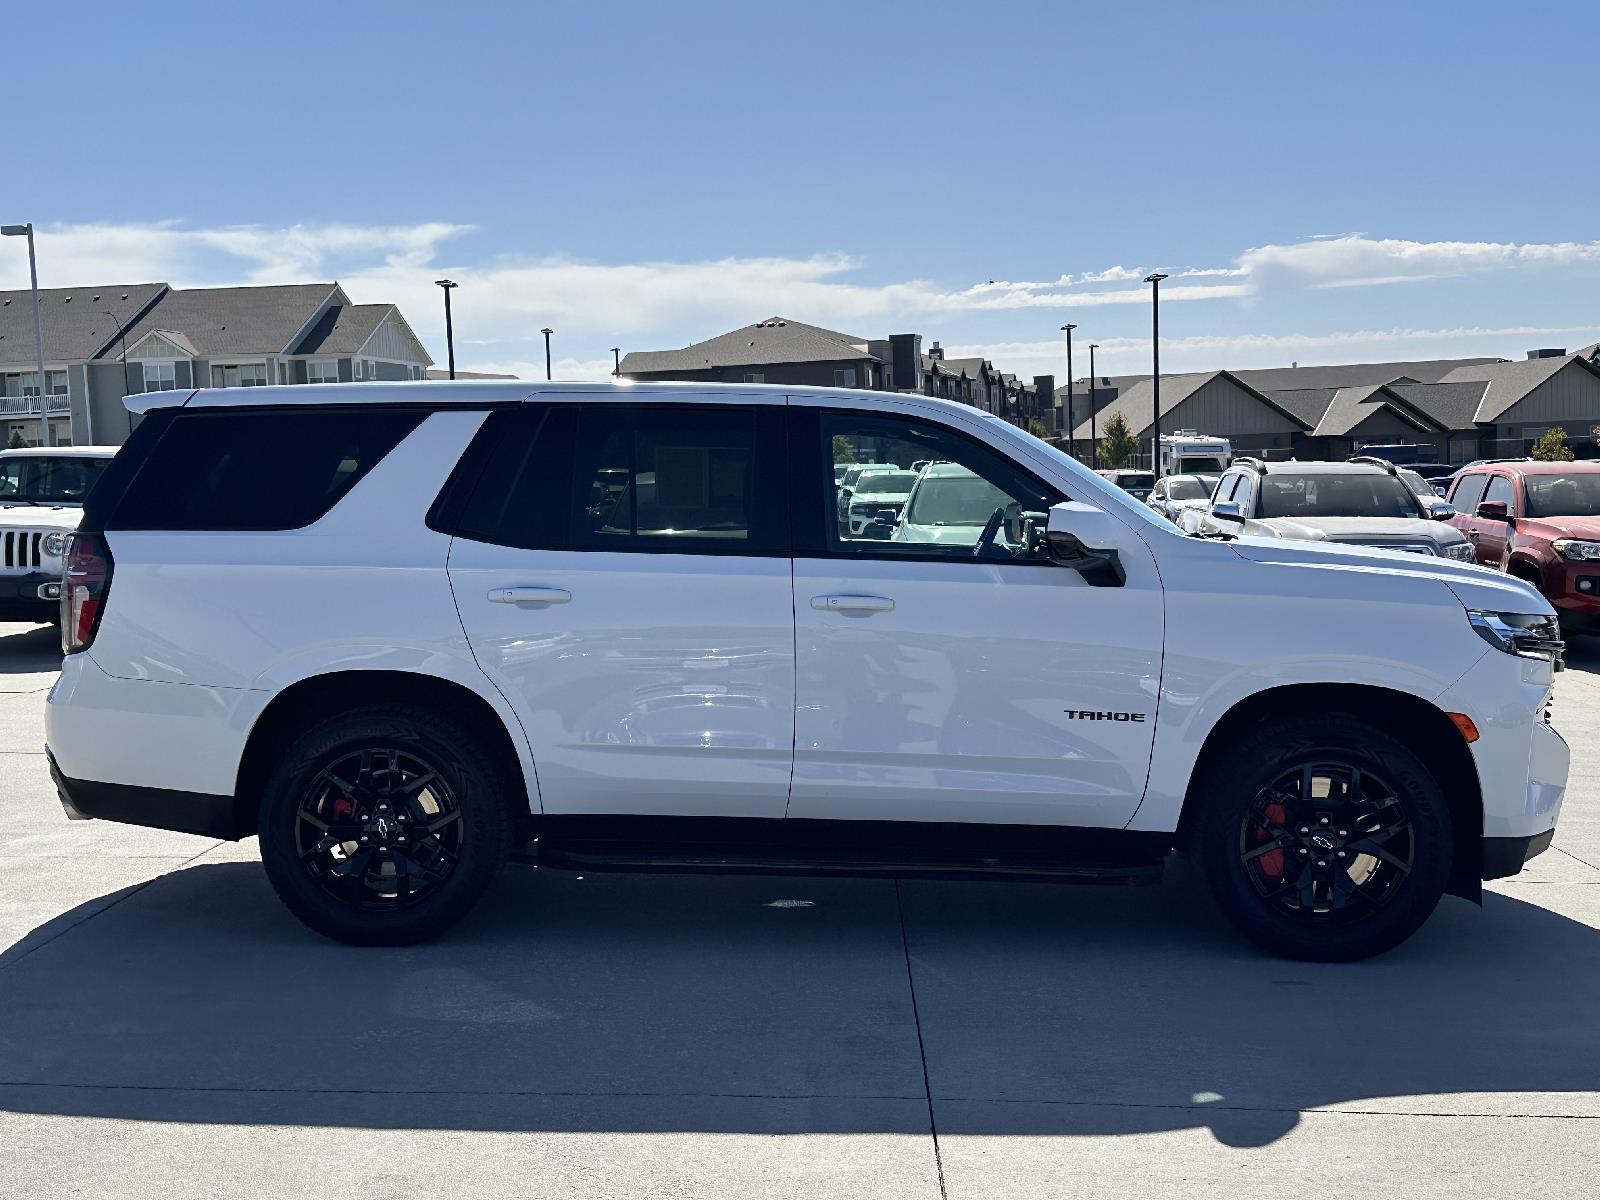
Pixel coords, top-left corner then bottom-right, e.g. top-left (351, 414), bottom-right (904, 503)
top-left (787, 406), bottom-right (1164, 829)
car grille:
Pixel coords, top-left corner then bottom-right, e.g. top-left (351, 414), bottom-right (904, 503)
top-left (1335, 539), bottom-right (1436, 555)
top-left (0, 529), bottom-right (46, 574)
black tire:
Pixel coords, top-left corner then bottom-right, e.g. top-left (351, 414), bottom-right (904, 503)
top-left (258, 704), bottom-right (516, 946)
top-left (1192, 713), bottom-right (1452, 962)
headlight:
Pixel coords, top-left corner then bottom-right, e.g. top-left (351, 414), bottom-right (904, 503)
top-left (1468, 609), bottom-right (1563, 667)
top-left (41, 531), bottom-right (68, 558)
top-left (1552, 538), bottom-right (1600, 561)
top-left (1442, 541), bottom-right (1476, 561)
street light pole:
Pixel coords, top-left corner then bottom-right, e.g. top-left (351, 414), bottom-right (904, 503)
top-left (1088, 343), bottom-right (1100, 470)
top-left (103, 311), bottom-right (134, 438)
top-left (611, 347), bottom-right (620, 377)
top-left (1145, 272), bottom-right (1167, 473)
top-left (541, 328), bottom-right (554, 380)
top-left (1060, 324), bottom-right (1076, 461)
top-left (434, 279), bottom-right (458, 380)
top-left (2, 223), bottom-right (50, 445)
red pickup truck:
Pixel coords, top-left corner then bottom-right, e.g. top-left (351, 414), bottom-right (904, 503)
top-left (1446, 460), bottom-right (1600, 635)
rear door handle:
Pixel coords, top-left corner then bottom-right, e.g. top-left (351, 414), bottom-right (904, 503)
top-left (810, 594), bottom-right (895, 613)
top-left (488, 586), bottom-right (572, 606)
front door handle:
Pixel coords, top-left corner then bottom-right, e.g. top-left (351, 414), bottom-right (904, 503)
top-left (810, 594), bottom-right (895, 613)
top-left (488, 586), bottom-right (572, 606)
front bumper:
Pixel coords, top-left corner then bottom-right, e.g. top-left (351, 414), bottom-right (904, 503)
top-left (0, 571), bottom-right (61, 621)
top-left (1542, 559), bottom-right (1600, 627)
top-left (1482, 829), bottom-right (1556, 879)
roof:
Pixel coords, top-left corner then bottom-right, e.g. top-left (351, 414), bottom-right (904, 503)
top-left (1455, 459), bottom-right (1600, 476)
top-left (1074, 370), bottom-right (1308, 441)
top-left (291, 303), bottom-right (392, 356)
top-left (1575, 341), bottom-right (1599, 363)
top-left (1250, 460), bottom-right (1400, 475)
top-left (1092, 357), bottom-right (1506, 398)
top-left (110, 283), bottom-right (341, 360)
top-left (0, 282), bottom-right (167, 370)
top-left (933, 356), bottom-right (991, 379)
top-left (1437, 355), bottom-right (1599, 422)
top-left (1311, 383), bottom-right (1443, 438)
top-left (617, 316), bottom-right (877, 374)
top-left (1261, 387), bottom-right (1339, 427)
top-left (0, 445), bottom-right (119, 457)
top-left (1387, 380), bottom-right (1492, 429)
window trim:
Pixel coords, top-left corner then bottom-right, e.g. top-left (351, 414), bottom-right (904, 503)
top-left (791, 406), bottom-right (1065, 566)
top-left (1482, 472), bottom-right (1518, 515)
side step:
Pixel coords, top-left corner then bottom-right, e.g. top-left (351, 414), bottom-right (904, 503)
top-left (512, 815), bottom-right (1169, 887)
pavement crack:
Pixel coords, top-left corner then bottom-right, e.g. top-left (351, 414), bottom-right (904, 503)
top-left (894, 878), bottom-right (948, 1200)
top-left (1554, 844), bottom-right (1600, 873)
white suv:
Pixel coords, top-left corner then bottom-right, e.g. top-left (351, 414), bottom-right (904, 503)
top-left (45, 382), bottom-right (1569, 960)
top-left (0, 445), bottom-right (118, 622)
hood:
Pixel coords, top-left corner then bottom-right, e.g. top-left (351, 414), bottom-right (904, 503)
top-left (1228, 535), bottom-right (1551, 614)
top-left (1267, 516), bottom-right (1463, 543)
top-left (0, 503), bottom-right (83, 530)
top-left (1519, 514), bottom-right (1600, 541)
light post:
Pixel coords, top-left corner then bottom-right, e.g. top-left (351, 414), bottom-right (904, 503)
top-left (2, 222), bottom-right (50, 445)
top-left (102, 311), bottom-right (134, 438)
top-left (541, 328), bottom-right (553, 380)
top-left (611, 347), bottom-right (620, 377)
top-left (1060, 323), bottom-right (1077, 461)
top-left (1088, 342), bottom-right (1100, 469)
top-left (434, 279), bottom-right (458, 380)
top-left (1145, 272), bottom-right (1167, 473)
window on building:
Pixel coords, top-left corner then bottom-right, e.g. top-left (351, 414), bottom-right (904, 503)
top-left (834, 368), bottom-right (857, 388)
top-left (240, 364), bottom-right (268, 387)
top-left (277, 362), bottom-right (288, 385)
top-left (308, 361), bottom-right (338, 385)
top-left (143, 363), bottom-right (177, 391)
top-left (742, 372), bottom-right (765, 384)
top-left (354, 360), bottom-right (365, 380)
top-left (367, 360), bottom-right (379, 379)
top-left (45, 371), bottom-right (67, 396)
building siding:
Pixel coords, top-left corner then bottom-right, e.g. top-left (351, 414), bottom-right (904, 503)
top-left (1492, 361), bottom-right (1600, 431)
top-left (1164, 377), bottom-right (1304, 438)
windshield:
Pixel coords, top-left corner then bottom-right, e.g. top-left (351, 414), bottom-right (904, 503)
top-left (905, 474), bottom-right (1011, 526)
top-left (1256, 471), bottom-right (1422, 519)
top-left (1523, 473), bottom-right (1600, 518)
top-left (0, 455), bottom-right (110, 504)
top-left (856, 471), bottom-right (920, 497)
top-left (1166, 478), bottom-right (1209, 501)
top-left (1177, 456), bottom-right (1226, 474)
top-left (1398, 469), bottom-right (1435, 498)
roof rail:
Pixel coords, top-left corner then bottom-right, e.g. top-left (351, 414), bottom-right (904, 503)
top-left (1347, 455), bottom-right (1399, 474)
top-left (1233, 456), bottom-right (1268, 474)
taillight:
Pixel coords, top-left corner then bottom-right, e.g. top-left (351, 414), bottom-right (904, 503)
top-left (62, 533), bottom-right (113, 655)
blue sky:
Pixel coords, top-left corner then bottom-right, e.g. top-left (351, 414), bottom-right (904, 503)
top-left (5, 0), bottom-right (1598, 380)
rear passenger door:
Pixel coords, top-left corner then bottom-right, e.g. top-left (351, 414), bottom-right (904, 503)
top-left (1475, 473), bottom-right (1517, 567)
top-left (1448, 472), bottom-right (1490, 562)
top-left (443, 400), bottom-right (796, 818)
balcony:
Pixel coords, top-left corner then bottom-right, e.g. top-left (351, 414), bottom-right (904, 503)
top-left (0, 394), bottom-right (71, 416)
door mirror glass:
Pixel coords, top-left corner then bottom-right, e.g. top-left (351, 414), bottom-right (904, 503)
top-left (1212, 500), bottom-right (1245, 523)
top-left (1476, 500), bottom-right (1510, 521)
top-left (1425, 499), bottom-right (1456, 520)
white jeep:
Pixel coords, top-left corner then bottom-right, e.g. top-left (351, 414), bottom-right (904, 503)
top-left (0, 446), bottom-right (118, 622)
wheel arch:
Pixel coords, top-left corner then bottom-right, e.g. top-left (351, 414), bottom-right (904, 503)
top-left (1175, 682), bottom-right (1484, 900)
top-left (231, 670), bottom-right (536, 840)
top-left (1505, 554), bottom-right (1545, 585)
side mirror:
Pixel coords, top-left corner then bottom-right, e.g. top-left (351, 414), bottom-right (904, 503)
top-left (1426, 499), bottom-right (1456, 521)
top-left (1476, 500), bottom-right (1510, 522)
top-left (1211, 501), bottom-right (1245, 523)
top-left (1045, 501), bottom-right (1125, 587)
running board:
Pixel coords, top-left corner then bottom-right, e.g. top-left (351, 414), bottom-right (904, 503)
top-left (512, 815), bottom-right (1170, 887)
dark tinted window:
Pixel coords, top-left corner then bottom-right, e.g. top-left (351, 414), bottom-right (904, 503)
top-left (1450, 472), bottom-right (1489, 512)
top-left (1483, 473), bottom-right (1517, 512)
top-left (1524, 473), bottom-right (1600, 517)
top-left (106, 408), bottom-right (425, 531)
top-left (446, 404), bottom-right (786, 555)
top-left (0, 455), bottom-right (111, 504)
top-left (1256, 471), bottom-right (1421, 519)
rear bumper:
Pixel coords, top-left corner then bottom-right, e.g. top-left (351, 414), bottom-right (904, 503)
top-left (48, 752), bottom-right (242, 839)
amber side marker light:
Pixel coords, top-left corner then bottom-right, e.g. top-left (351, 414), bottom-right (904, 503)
top-left (1447, 712), bottom-right (1480, 743)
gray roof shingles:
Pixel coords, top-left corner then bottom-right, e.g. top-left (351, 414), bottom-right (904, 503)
top-left (292, 303), bottom-right (392, 356)
top-left (113, 283), bottom-right (340, 360)
top-left (0, 282), bottom-right (167, 370)
top-left (1437, 355), bottom-right (1590, 422)
top-left (618, 316), bottom-right (876, 375)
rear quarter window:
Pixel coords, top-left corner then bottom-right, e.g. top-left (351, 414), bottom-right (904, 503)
top-left (103, 408), bottom-right (425, 531)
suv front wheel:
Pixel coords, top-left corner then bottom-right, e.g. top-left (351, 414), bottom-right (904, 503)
top-left (258, 704), bottom-right (516, 945)
top-left (1192, 714), bottom-right (1453, 961)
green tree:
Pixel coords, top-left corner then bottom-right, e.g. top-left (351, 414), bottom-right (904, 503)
top-left (1531, 426), bottom-right (1575, 462)
top-left (831, 434), bottom-right (856, 464)
top-left (1026, 418), bottom-right (1050, 440)
top-left (1098, 413), bottom-right (1139, 468)
top-left (6, 429), bottom-right (26, 449)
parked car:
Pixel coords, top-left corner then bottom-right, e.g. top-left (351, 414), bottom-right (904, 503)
top-left (1407, 463), bottom-right (1461, 496)
top-left (1098, 468), bottom-right (1155, 501)
top-left (1446, 459), bottom-right (1600, 635)
top-left (836, 463), bottom-right (900, 532)
top-left (1186, 458), bottom-right (1476, 560)
top-left (1146, 473), bottom-right (1218, 524)
top-left (47, 381), bottom-right (1566, 962)
top-left (845, 469), bottom-right (921, 537)
top-left (0, 445), bottom-right (119, 623)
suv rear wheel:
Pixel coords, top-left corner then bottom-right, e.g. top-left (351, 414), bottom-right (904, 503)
top-left (1192, 714), bottom-right (1452, 961)
top-left (258, 704), bottom-right (516, 945)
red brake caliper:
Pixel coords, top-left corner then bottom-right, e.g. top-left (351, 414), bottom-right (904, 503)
top-left (331, 794), bottom-right (357, 821)
top-left (1256, 802), bottom-right (1287, 881)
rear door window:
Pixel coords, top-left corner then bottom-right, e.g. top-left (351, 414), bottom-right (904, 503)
top-left (105, 408), bottom-right (425, 531)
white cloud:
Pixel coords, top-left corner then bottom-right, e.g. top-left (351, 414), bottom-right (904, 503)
top-left (1239, 233), bottom-right (1600, 290)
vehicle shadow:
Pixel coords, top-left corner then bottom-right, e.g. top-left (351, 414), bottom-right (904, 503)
top-left (0, 857), bottom-right (1596, 1144)
top-left (0, 623), bottom-right (60, 677)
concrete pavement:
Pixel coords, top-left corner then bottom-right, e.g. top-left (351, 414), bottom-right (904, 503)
top-left (1, 620), bottom-right (1597, 1198)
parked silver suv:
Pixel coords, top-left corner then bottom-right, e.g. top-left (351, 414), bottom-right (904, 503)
top-left (1185, 457), bottom-right (1477, 560)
